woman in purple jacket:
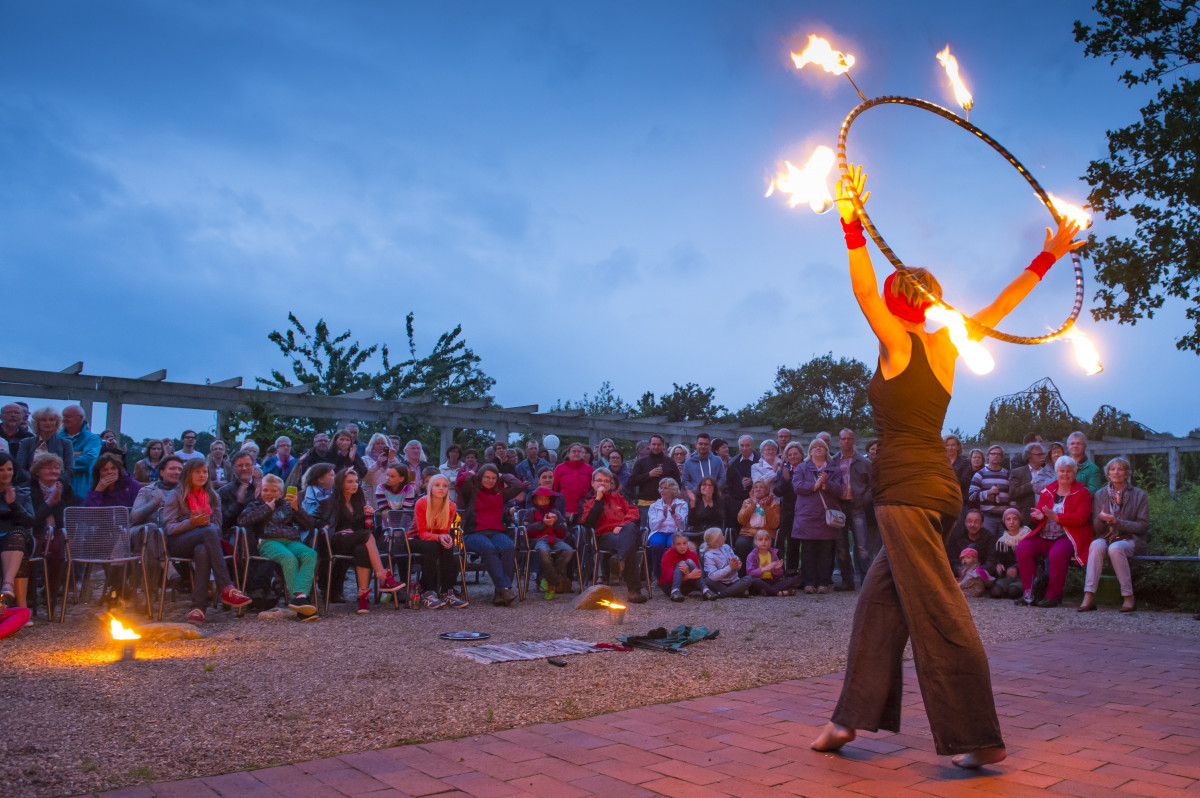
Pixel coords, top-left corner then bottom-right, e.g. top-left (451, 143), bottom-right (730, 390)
top-left (84, 453), bottom-right (142, 509)
top-left (791, 438), bottom-right (844, 593)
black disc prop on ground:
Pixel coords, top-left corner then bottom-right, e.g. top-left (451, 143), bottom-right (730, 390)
top-left (439, 631), bottom-right (490, 641)
top-left (836, 94), bottom-right (1084, 345)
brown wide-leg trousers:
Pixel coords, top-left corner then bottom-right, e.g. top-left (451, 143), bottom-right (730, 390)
top-left (830, 504), bottom-right (1004, 755)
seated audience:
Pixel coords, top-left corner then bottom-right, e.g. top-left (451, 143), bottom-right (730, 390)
top-left (1016, 455), bottom-right (1093, 608)
top-left (16, 407), bottom-right (74, 486)
top-left (735, 480), bottom-right (780, 571)
top-left (957, 548), bottom-right (993, 598)
top-left (647, 477), bottom-right (688, 581)
top-left (946, 508), bottom-right (993, 566)
top-left (408, 474), bottom-right (468, 609)
top-left (301, 463), bottom-right (334, 517)
top-left (238, 474), bottom-right (318, 618)
top-left (526, 467), bottom-right (566, 516)
top-left (689, 477), bottom-right (724, 541)
top-left (746, 529), bottom-right (795, 596)
top-left (218, 451), bottom-right (260, 536)
top-left (660, 532), bottom-right (702, 601)
top-left (527, 485), bottom-right (573, 598)
top-left (320, 467), bottom-right (404, 614)
top-left (375, 463), bottom-right (416, 523)
top-left (989, 507), bottom-right (1028, 599)
top-left (0, 452), bottom-right (33, 612)
top-left (28, 453), bottom-right (73, 615)
top-left (700, 527), bottom-right (751, 599)
top-left (133, 439), bottom-right (166, 485)
top-left (580, 467), bottom-right (647, 604)
top-left (1079, 457), bottom-right (1149, 614)
top-left (459, 465), bottom-right (523, 606)
top-left (161, 459), bottom-right (253, 624)
top-left (84, 453), bottom-right (141, 508)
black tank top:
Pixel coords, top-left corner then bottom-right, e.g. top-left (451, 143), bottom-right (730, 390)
top-left (869, 332), bottom-right (962, 517)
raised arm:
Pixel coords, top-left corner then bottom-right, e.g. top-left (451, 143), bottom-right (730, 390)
top-left (836, 165), bottom-right (911, 359)
top-left (968, 219), bottom-right (1083, 340)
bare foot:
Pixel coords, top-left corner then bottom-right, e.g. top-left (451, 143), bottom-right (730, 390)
top-left (811, 722), bottom-right (856, 752)
top-left (952, 747), bottom-right (1007, 769)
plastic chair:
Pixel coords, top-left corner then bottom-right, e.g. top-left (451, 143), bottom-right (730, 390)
top-left (60, 507), bottom-right (148, 622)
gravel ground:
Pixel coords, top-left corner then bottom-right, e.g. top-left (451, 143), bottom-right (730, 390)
top-left (2, 583), bottom-right (1198, 798)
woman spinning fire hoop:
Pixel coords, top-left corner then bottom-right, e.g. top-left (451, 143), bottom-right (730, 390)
top-left (811, 164), bottom-right (1083, 769)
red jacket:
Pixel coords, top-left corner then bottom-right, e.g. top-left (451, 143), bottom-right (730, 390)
top-left (659, 547), bottom-right (700, 590)
top-left (579, 490), bottom-right (639, 536)
top-left (411, 496), bottom-right (458, 541)
top-left (553, 461), bottom-right (594, 515)
top-left (1032, 482), bottom-right (1094, 565)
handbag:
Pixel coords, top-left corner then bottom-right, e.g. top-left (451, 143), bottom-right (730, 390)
top-left (817, 477), bottom-right (846, 528)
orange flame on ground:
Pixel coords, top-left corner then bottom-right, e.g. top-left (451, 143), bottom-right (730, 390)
top-left (936, 45), bottom-right (974, 113)
top-left (792, 35), bottom-right (855, 75)
top-left (1047, 194), bottom-right (1093, 229)
top-left (1066, 329), bottom-right (1104, 375)
top-left (765, 146), bottom-right (835, 214)
top-left (597, 600), bottom-right (626, 610)
top-left (109, 617), bottom-right (140, 641)
top-left (925, 305), bottom-right (995, 374)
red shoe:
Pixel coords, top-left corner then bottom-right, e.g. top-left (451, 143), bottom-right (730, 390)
top-left (357, 592), bottom-right (370, 614)
top-left (378, 571), bottom-right (405, 593)
top-left (186, 608), bottom-right (206, 625)
top-left (220, 585), bottom-right (252, 609)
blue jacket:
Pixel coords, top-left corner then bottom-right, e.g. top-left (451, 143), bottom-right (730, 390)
top-left (681, 452), bottom-right (725, 494)
top-left (59, 424), bottom-right (101, 501)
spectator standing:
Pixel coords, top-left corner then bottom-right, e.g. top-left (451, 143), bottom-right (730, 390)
top-left (681, 433), bottom-right (725, 505)
top-left (751, 440), bottom-right (783, 492)
top-left (776, 428), bottom-right (793, 453)
top-left (176, 430), bottom-right (205, 463)
top-left (968, 445), bottom-right (1010, 534)
top-left (345, 423), bottom-right (366, 457)
top-left (205, 439), bottom-right (232, 489)
top-left (834, 428), bottom-right (873, 587)
top-left (725, 435), bottom-right (758, 529)
top-left (0, 404), bottom-right (32, 455)
top-left (515, 440), bottom-right (550, 492)
top-left (360, 433), bottom-right (393, 497)
top-left (775, 441), bottom-right (804, 575)
top-left (607, 449), bottom-right (631, 494)
top-left (552, 443), bottom-right (594, 521)
top-left (287, 433), bottom-right (335, 489)
top-left (331, 430), bottom-right (368, 477)
top-left (628, 435), bottom-right (680, 526)
top-left (1079, 457), bottom-right (1148, 613)
top-left (1008, 441), bottom-right (1054, 527)
top-left (792, 438), bottom-right (845, 593)
top-left (262, 436), bottom-right (298, 482)
top-left (402, 440), bottom-right (429, 479)
top-left (1067, 431), bottom-right (1104, 494)
top-left (58, 406), bottom-right (100, 501)
top-left (16, 407), bottom-right (74, 486)
top-left (440, 444), bottom-right (465, 503)
top-left (489, 439), bottom-right (516, 475)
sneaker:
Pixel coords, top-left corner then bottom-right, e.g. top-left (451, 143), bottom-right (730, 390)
top-left (628, 587), bottom-right (649, 604)
top-left (0, 586), bottom-right (12, 612)
top-left (220, 585), bottom-right (252, 609)
top-left (670, 589), bottom-right (685, 602)
top-left (421, 590), bottom-right (446, 609)
top-left (186, 608), bottom-right (206, 625)
top-left (1034, 597), bottom-right (1061, 608)
top-left (498, 587), bottom-right (517, 606)
top-left (443, 590), bottom-right (469, 609)
top-left (540, 578), bottom-right (555, 601)
top-left (357, 593), bottom-right (370, 614)
top-left (287, 594), bottom-right (317, 617)
top-left (702, 588), bottom-right (717, 601)
top-left (378, 571), bottom-right (405, 593)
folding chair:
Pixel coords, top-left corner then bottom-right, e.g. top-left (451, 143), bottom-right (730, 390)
top-left (60, 507), bottom-right (148, 622)
top-left (154, 526), bottom-right (239, 621)
top-left (584, 523), bottom-right (652, 599)
top-left (316, 526), bottom-right (393, 613)
top-left (234, 525), bottom-right (320, 613)
top-left (514, 510), bottom-right (582, 601)
top-left (28, 527), bottom-right (65, 622)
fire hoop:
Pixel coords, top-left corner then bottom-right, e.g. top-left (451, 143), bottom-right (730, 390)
top-left (837, 95), bottom-right (1084, 345)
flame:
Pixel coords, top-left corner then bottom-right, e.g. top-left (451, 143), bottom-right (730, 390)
top-left (936, 45), bottom-right (974, 113)
top-left (1066, 328), bottom-right (1104, 375)
top-left (1047, 193), bottom-right (1093, 228)
top-left (925, 305), bottom-right (995, 374)
top-left (792, 35), bottom-right (855, 75)
top-left (597, 600), bottom-right (626, 610)
top-left (766, 146), bottom-right (835, 214)
top-left (109, 617), bottom-right (140, 641)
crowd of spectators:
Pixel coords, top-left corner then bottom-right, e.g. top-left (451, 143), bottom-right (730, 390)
top-left (0, 399), bottom-right (1154, 625)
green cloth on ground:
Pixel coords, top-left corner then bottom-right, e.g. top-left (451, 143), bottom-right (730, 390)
top-left (618, 624), bottom-right (719, 653)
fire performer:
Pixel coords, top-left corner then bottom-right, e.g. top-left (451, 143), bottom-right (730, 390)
top-left (811, 164), bottom-right (1082, 768)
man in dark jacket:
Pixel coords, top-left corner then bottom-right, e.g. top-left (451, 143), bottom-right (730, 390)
top-left (833, 428), bottom-right (873, 589)
top-left (628, 435), bottom-right (680, 525)
top-left (725, 435), bottom-right (758, 529)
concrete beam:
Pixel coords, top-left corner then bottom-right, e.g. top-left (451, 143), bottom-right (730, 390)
top-left (338, 389), bottom-right (376, 399)
top-left (210, 377), bottom-right (243, 388)
top-left (278, 384), bottom-right (311, 394)
top-left (60, 362), bottom-right (84, 374)
top-left (139, 369), bottom-right (167, 381)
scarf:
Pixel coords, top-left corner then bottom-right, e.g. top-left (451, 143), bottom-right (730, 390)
top-left (883, 272), bottom-right (932, 323)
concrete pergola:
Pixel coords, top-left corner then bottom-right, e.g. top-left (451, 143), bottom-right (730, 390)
top-left (3, 364), bottom-right (1197, 493)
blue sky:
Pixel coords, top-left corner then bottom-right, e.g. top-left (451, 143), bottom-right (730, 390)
top-left (1, 1), bottom-right (1194, 441)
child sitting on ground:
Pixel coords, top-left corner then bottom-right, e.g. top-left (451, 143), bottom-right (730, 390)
top-left (527, 485), bottom-right (574, 598)
top-left (990, 506), bottom-right (1028, 599)
top-left (957, 548), bottom-right (994, 598)
top-left (745, 529), bottom-right (796, 596)
top-left (700, 527), bottom-right (753, 600)
top-left (660, 531), bottom-right (702, 601)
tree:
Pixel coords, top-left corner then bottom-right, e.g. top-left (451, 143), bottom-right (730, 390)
top-left (633, 382), bottom-right (728, 424)
top-left (1074, 1), bottom-right (1200, 352)
top-left (737, 354), bottom-right (873, 432)
top-left (977, 378), bottom-right (1082, 444)
top-left (548, 381), bottom-right (632, 416)
top-left (227, 313), bottom-right (495, 448)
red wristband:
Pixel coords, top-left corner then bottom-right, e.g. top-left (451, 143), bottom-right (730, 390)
top-left (1025, 251), bottom-right (1055, 280)
top-left (841, 218), bottom-right (866, 250)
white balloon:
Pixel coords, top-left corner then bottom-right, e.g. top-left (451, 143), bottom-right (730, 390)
top-left (542, 434), bottom-right (560, 450)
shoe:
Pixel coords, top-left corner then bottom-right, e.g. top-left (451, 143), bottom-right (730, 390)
top-left (378, 571), bottom-right (405, 593)
top-left (1120, 601), bottom-right (1137, 613)
top-left (540, 578), bottom-right (555, 601)
top-left (816, 585), bottom-right (830, 595)
top-left (803, 585), bottom-right (817, 595)
top-left (671, 589), bottom-right (685, 602)
top-left (0, 585), bottom-right (12, 612)
top-left (443, 590), bottom-right (469, 609)
top-left (702, 588), bottom-right (717, 601)
top-left (186, 608), bottom-right (205, 625)
top-left (1034, 597), bottom-right (1060, 608)
top-left (499, 587), bottom-right (517, 606)
top-left (1076, 603), bottom-right (1097, 613)
top-left (628, 587), bottom-right (649, 604)
top-left (421, 590), bottom-right (446, 609)
top-left (1014, 593), bottom-right (1033, 606)
top-left (327, 592), bottom-right (346, 604)
top-left (220, 585), bottom-right (252, 609)
top-left (357, 593), bottom-right (370, 614)
top-left (834, 583), bottom-right (855, 592)
top-left (288, 594), bottom-right (317, 617)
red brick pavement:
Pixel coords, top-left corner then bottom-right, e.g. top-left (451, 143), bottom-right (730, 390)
top-left (81, 631), bottom-right (1200, 797)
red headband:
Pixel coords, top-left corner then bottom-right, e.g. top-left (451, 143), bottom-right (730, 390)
top-left (883, 272), bottom-right (932, 324)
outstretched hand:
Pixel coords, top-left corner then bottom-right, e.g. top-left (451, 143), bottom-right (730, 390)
top-left (1042, 218), bottom-right (1085, 261)
top-left (835, 163), bottom-right (870, 224)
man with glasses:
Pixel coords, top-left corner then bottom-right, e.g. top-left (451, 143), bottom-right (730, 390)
top-left (177, 430), bottom-right (205, 463)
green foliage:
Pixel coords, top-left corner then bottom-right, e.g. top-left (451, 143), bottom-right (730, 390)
top-left (549, 381), bottom-right (631, 416)
top-left (634, 382), bottom-right (728, 424)
top-left (1132, 485), bottom-right (1200, 610)
top-left (227, 313), bottom-right (494, 451)
top-left (737, 353), bottom-right (872, 433)
top-left (1074, 1), bottom-right (1200, 352)
top-left (978, 379), bottom-right (1081, 443)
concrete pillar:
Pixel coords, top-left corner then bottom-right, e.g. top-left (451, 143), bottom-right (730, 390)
top-left (1169, 447), bottom-right (1179, 496)
top-left (216, 410), bottom-right (231, 442)
top-left (494, 423), bottom-right (511, 446)
top-left (439, 426), bottom-right (455, 461)
top-left (105, 401), bottom-right (123, 437)
top-left (80, 399), bottom-right (94, 427)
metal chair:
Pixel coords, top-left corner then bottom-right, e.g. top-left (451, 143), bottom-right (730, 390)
top-left (234, 525), bottom-right (320, 613)
top-left (154, 526), bottom-right (240, 621)
top-left (583, 522), bottom-right (652, 598)
top-left (60, 507), bottom-right (148, 622)
top-left (514, 510), bottom-right (582, 601)
top-left (316, 526), bottom-right (394, 613)
top-left (384, 509), bottom-right (471, 602)
top-left (27, 527), bottom-right (65, 622)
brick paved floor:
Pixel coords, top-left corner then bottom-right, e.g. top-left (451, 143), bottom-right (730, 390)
top-left (80, 630), bottom-right (1200, 798)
